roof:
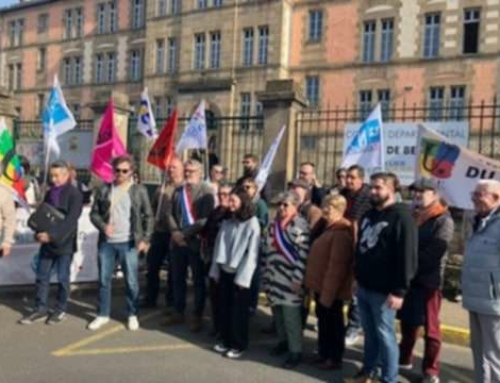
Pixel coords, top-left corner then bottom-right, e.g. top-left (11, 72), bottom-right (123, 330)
top-left (0, 0), bottom-right (58, 15)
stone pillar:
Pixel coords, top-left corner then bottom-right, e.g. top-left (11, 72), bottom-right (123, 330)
top-left (257, 80), bottom-right (307, 200)
top-left (0, 88), bottom-right (19, 134)
top-left (88, 90), bottom-right (132, 149)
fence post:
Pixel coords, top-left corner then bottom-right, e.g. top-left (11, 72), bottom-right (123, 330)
top-left (88, 91), bottom-right (132, 150)
top-left (0, 88), bottom-right (19, 134)
top-left (257, 80), bottom-right (307, 199)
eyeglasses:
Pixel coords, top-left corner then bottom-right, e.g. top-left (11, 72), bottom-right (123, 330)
top-left (218, 192), bottom-right (229, 197)
top-left (114, 168), bottom-right (130, 174)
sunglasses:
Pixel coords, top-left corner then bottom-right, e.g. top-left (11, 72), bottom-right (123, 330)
top-left (114, 168), bottom-right (130, 174)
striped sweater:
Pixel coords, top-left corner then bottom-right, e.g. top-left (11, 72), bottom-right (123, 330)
top-left (263, 215), bottom-right (311, 306)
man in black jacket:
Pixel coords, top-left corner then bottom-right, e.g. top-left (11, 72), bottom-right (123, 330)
top-left (235, 153), bottom-right (270, 202)
top-left (298, 162), bottom-right (325, 207)
top-left (19, 160), bottom-right (83, 325)
top-left (349, 172), bottom-right (417, 383)
top-left (88, 156), bottom-right (153, 332)
top-left (398, 178), bottom-right (454, 383)
top-left (341, 164), bottom-right (372, 346)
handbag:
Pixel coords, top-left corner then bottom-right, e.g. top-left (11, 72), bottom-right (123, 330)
top-left (28, 202), bottom-right (66, 233)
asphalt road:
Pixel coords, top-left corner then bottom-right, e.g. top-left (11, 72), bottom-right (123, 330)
top-left (0, 292), bottom-right (474, 383)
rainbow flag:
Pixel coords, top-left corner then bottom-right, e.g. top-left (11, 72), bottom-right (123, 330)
top-left (0, 118), bottom-right (26, 201)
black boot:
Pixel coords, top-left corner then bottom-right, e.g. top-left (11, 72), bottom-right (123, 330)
top-left (270, 342), bottom-right (288, 356)
top-left (283, 352), bottom-right (302, 369)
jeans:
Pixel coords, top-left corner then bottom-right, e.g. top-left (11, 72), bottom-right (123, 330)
top-left (347, 294), bottom-right (362, 333)
top-left (400, 289), bottom-right (442, 376)
top-left (217, 270), bottom-right (251, 350)
top-left (469, 311), bottom-right (500, 383)
top-left (146, 231), bottom-right (173, 307)
top-left (316, 297), bottom-right (346, 363)
top-left (35, 252), bottom-right (73, 313)
top-left (171, 245), bottom-right (206, 317)
top-left (98, 241), bottom-right (139, 317)
top-left (357, 286), bottom-right (399, 383)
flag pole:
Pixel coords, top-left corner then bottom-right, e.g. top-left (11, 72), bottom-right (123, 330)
top-left (42, 141), bottom-right (51, 191)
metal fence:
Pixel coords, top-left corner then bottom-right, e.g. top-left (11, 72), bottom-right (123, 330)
top-left (129, 115), bottom-right (264, 184)
top-left (295, 101), bottom-right (500, 187)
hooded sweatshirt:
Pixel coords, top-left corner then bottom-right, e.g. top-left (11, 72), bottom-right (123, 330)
top-left (354, 202), bottom-right (418, 297)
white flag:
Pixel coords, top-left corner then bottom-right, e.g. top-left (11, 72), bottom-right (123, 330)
top-left (42, 75), bottom-right (77, 157)
top-left (136, 88), bottom-right (157, 140)
top-left (255, 125), bottom-right (287, 191)
top-left (342, 103), bottom-right (384, 175)
top-left (415, 124), bottom-right (500, 209)
top-left (176, 101), bottom-right (208, 153)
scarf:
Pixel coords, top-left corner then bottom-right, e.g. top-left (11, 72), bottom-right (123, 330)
top-left (414, 201), bottom-right (447, 227)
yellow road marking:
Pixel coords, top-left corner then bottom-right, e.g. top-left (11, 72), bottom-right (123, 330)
top-left (52, 310), bottom-right (162, 357)
top-left (65, 344), bottom-right (194, 356)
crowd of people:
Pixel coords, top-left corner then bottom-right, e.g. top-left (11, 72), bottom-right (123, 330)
top-left (0, 152), bottom-right (499, 383)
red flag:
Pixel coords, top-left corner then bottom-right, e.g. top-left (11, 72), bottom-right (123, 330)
top-left (147, 109), bottom-right (178, 170)
top-left (90, 99), bottom-right (128, 182)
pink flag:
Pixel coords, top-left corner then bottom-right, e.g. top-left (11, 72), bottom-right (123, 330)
top-left (90, 99), bottom-right (128, 182)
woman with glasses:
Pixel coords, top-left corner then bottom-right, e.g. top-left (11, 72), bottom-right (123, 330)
top-left (201, 182), bottom-right (233, 338)
top-left (209, 189), bottom-right (261, 360)
top-left (263, 191), bottom-right (311, 369)
top-left (304, 194), bottom-right (354, 370)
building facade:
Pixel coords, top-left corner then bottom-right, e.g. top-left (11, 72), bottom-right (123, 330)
top-left (1, 0), bottom-right (499, 121)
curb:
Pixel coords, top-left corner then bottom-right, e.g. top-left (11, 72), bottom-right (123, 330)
top-left (257, 293), bottom-right (470, 348)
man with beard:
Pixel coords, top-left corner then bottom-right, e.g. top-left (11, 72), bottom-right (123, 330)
top-left (348, 172), bottom-right (417, 383)
top-left (235, 154), bottom-right (270, 202)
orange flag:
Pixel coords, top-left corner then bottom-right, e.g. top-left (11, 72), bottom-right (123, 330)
top-left (147, 109), bottom-right (178, 170)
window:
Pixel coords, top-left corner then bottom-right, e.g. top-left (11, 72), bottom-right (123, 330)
top-left (243, 28), bottom-right (254, 66)
top-left (9, 19), bottom-right (24, 47)
top-left (38, 94), bottom-right (45, 117)
top-left (377, 89), bottom-right (391, 120)
top-left (240, 93), bottom-right (251, 130)
top-left (255, 101), bottom-right (264, 130)
top-left (95, 54), bottom-right (104, 83)
top-left (132, 0), bottom-right (145, 29)
top-left (153, 97), bottom-right (162, 118)
top-left (8, 65), bottom-right (14, 91)
top-left (166, 97), bottom-right (174, 118)
top-left (380, 19), bottom-right (394, 62)
top-left (97, 4), bottom-right (106, 34)
top-left (302, 136), bottom-right (318, 150)
top-left (194, 33), bottom-right (206, 70)
top-left (198, 0), bottom-right (208, 9)
top-left (424, 13), bottom-right (440, 58)
top-left (168, 37), bottom-right (178, 73)
top-left (359, 90), bottom-right (372, 119)
top-left (171, 0), bottom-right (180, 15)
top-left (72, 103), bottom-right (81, 120)
top-left (156, 40), bottom-right (165, 74)
top-left (306, 76), bottom-right (320, 108)
top-left (64, 58), bottom-right (72, 84)
top-left (213, 0), bottom-right (223, 7)
top-left (38, 48), bottom-right (46, 71)
top-left (107, 53), bottom-right (116, 82)
top-left (129, 50), bottom-right (143, 81)
top-left (64, 10), bottom-right (73, 39)
top-left (258, 26), bottom-right (269, 65)
top-left (38, 14), bottom-right (49, 34)
top-left (463, 8), bottom-right (480, 54)
top-left (428, 87), bottom-right (445, 121)
top-left (75, 8), bottom-right (84, 37)
top-left (158, 0), bottom-right (167, 16)
top-left (210, 32), bottom-right (221, 69)
top-left (308, 10), bottom-right (323, 42)
top-left (363, 21), bottom-right (376, 63)
top-left (74, 57), bottom-right (82, 85)
top-left (109, 2), bottom-right (117, 33)
top-left (449, 86), bottom-right (466, 120)
top-left (16, 64), bottom-right (22, 90)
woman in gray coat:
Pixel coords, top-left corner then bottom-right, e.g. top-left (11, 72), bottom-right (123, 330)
top-left (209, 189), bottom-right (261, 360)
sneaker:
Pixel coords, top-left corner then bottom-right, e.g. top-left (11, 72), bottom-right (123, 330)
top-left (19, 311), bottom-right (47, 325)
top-left (224, 349), bottom-right (244, 359)
top-left (399, 363), bottom-right (413, 371)
top-left (46, 311), bottom-right (66, 325)
top-left (422, 375), bottom-right (440, 383)
top-left (213, 343), bottom-right (229, 354)
top-left (87, 316), bottom-right (110, 331)
top-left (345, 329), bottom-right (361, 346)
top-left (127, 315), bottom-right (140, 331)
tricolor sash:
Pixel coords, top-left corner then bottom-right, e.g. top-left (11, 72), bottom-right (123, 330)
top-left (181, 186), bottom-right (196, 226)
top-left (273, 219), bottom-right (300, 264)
